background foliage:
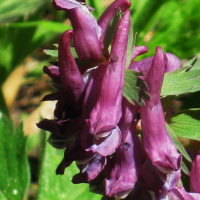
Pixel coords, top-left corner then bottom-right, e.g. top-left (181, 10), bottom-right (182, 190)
top-left (0, 0), bottom-right (200, 199)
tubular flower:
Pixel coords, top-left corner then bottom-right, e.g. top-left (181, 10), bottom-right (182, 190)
top-left (140, 47), bottom-right (182, 174)
top-left (129, 50), bottom-right (181, 76)
top-left (105, 98), bottom-right (141, 199)
top-left (37, 0), bottom-right (196, 199)
top-left (53, 0), bottom-right (102, 61)
top-left (141, 159), bottom-right (181, 198)
top-left (190, 151), bottom-right (200, 193)
top-left (83, 9), bottom-right (130, 137)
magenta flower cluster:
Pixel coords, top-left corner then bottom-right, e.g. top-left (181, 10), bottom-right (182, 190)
top-left (37, 0), bottom-right (200, 199)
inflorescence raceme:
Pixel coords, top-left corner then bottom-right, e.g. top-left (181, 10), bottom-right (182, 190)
top-left (37, 0), bottom-right (200, 199)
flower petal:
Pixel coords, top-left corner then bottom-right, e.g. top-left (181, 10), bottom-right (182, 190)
top-left (81, 125), bottom-right (121, 157)
top-left (58, 30), bottom-right (85, 102)
top-left (72, 153), bottom-right (107, 182)
top-left (142, 159), bottom-right (181, 194)
top-left (105, 126), bottom-right (141, 198)
top-left (131, 46), bottom-right (149, 60)
top-left (190, 151), bottom-right (200, 193)
top-left (105, 98), bottom-right (141, 198)
top-left (164, 53), bottom-right (181, 72)
top-left (166, 187), bottom-right (196, 200)
top-left (53, 0), bottom-right (102, 60)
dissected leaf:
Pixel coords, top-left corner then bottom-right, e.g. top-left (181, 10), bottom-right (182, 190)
top-left (125, 16), bottom-right (134, 69)
top-left (37, 131), bottom-right (101, 200)
top-left (123, 69), bottom-right (150, 106)
top-left (168, 109), bottom-right (200, 142)
top-left (161, 66), bottom-right (200, 97)
top-left (166, 123), bottom-right (192, 163)
top-left (103, 7), bottom-right (121, 50)
top-left (43, 49), bottom-right (58, 58)
top-left (181, 161), bottom-right (190, 176)
top-left (0, 116), bottom-right (29, 200)
top-left (44, 47), bottom-right (78, 59)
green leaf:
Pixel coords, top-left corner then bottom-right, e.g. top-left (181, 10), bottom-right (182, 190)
top-left (44, 47), bottom-right (78, 59)
top-left (123, 69), bottom-right (150, 106)
top-left (0, 116), bottom-right (29, 200)
top-left (182, 57), bottom-right (200, 71)
top-left (161, 66), bottom-right (200, 97)
top-left (37, 132), bottom-right (101, 200)
top-left (125, 16), bottom-right (134, 69)
top-left (168, 109), bottom-right (200, 142)
top-left (103, 7), bottom-right (121, 50)
top-left (166, 123), bottom-right (192, 163)
top-left (43, 49), bottom-right (58, 58)
top-left (181, 161), bottom-right (190, 176)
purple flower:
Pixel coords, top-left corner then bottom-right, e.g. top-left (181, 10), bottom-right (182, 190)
top-left (190, 151), bottom-right (200, 193)
top-left (97, 0), bottom-right (131, 42)
top-left (105, 98), bottom-right (141, 199)
top-left (72, 153), bottom-right (107, 183)
top-left (37, 1), bottom-right (194, 199)
top-left (160, 187), bottom-right (197, 200)
top-left (131, 45), bottom-right (149, 60)
top-left (142, 159), bottom-right (181, 197)
top-left (164, 53), bottom-right (181, 72)
top-left (81, 123), bottom-right (121, 157)
top-left (129, 51), bottom-right (181, 75)
top-left (53, 0), bottom-right (102, 61)
top-left (58, 30), bottom-right (85, 104)
top-left (140, 46), bottom-right (182, 173)
top-left (83, 9), bottom-right (130, 136)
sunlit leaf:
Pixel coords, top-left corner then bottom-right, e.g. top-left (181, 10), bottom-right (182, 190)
top-left (123, 69), bottom-right (150, 106)
top-left (161, 66), bottom-right (200, 96)
top-left (166, 123), bottom-right (192, 163)
top-left (168, 109), bottom-right (200, 142)
top-left (44, 47), bottom-right (78, 59)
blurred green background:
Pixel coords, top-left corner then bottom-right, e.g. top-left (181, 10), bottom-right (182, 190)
top-left (0, 0), bottom-right (200, 199)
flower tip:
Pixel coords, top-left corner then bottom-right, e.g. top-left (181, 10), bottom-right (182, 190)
top-left (155, 46), bottom-right (164, 57)
top-left (60, 29), bottom-right (74, 42)
top-left (119, 0), bottom-right (131, 11)
top-left (153, 154), bottom-right (182, 174)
